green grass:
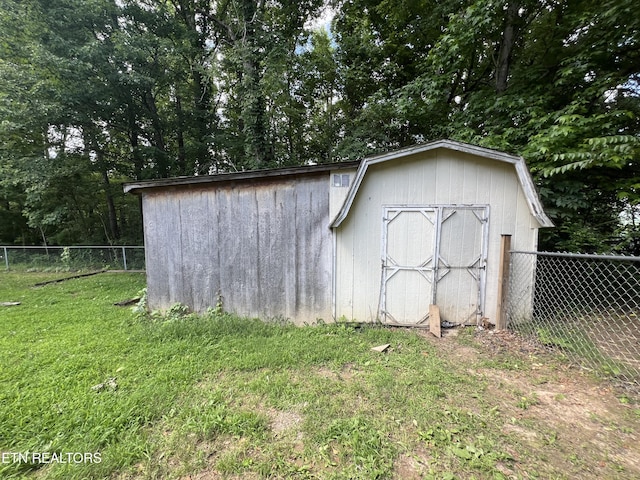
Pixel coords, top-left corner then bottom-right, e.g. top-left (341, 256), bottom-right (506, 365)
top-left (0, 272), bottom-right (150, 478)
top-left (1, 272), bottom-right (637, 479)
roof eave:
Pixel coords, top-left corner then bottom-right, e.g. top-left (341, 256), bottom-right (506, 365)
top-left (123, 161), bottom-right (361, 194)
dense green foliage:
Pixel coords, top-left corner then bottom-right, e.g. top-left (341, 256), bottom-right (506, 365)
top-left (1, 0), bottom-right (639, 251)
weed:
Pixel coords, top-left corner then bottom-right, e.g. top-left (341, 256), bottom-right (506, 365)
top-left (543, 431), bottom-right (558, 446)
top-left (130, 287), bottom-right (148, 318)
top-left (517, 393), bottom-right (540, 410)
top-left (167, 302), bottom-right (191, 319)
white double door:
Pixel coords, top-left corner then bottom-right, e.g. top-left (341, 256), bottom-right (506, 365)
top-left (380, 205), bottom-right (489, 326)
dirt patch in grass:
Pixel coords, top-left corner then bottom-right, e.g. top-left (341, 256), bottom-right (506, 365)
top-left (314, 363), bottom-right (357, 381)
top-left (392, 447), bottom-right (432, 480)
top-left (433, 328), bottom-right (640, 479)
top-left (268, 409), bottom-right (303, 437)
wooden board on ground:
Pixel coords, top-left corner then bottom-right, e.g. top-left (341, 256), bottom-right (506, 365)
top-left (371, 344), bottom-right (391, 353)
top-left (429, 304), bottom-right (441, 338)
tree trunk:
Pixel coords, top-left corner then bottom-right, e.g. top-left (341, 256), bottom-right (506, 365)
top-left (144, 90), bottom-right (169, 176)
top-left (101, 169), bottom-right (120, 241)
top-left (86, 127), bottom-right (120, 241)
top-left (192, 67), bottom-right (212, 175)
top-left (239, 0), bottom-right (271, 168)
top-left (128, 107), bottom-right (144, 181)
top-left (242, 55), bottom-right (270, 168)
top-left (496, 2), bottom-right (521, 93)
top-left (175, 93), bottom-right (187, 175)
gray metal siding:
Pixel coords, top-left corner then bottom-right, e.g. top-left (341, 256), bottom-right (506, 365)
top-left (142, 175), bottom-right (332, 324)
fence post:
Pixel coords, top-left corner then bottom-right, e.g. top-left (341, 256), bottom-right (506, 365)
top-left (122, 246), bottom-right (128, 271)
top-left (495, 234), bottom-right (511, 330)
top-left (3, 247), bottom-right (8, 271)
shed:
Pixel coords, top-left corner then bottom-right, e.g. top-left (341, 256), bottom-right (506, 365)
top-left (124, 140), bottom-right (552, 326)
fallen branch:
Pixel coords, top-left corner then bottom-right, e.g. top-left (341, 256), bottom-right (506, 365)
top-left (113, 297), bottom-right (141, 307)
top-left (33, 270), bottom-right (107, 287)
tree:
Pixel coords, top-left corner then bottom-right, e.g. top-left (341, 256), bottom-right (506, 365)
top-left (299, 29), bottom-right (341, 163)
top-left (0, 0), bottom-right (331, 244)
top-left (2, 0), bottom-right (638, 251)
top-left (0, 0), bottom-right (154, 243)
top-left (332, 0), bottom-right (640, 252)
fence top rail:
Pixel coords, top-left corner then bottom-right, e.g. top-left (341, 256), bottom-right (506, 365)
top-left (510, 250), bottom-right (640, 262)
top-left (1, 245), bottom-right (144, 249)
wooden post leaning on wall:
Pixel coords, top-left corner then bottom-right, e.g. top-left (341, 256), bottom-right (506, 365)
top-left (495, 234), bottom-right (512, 331)
top-left (429, 304), bottom-right (441, 338)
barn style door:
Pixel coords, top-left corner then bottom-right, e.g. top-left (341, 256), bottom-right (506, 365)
top-left (380, 205), bottom-right (489, 326)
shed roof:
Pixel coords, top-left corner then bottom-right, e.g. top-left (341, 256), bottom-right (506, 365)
top-left (123, 161), bottom-right (360, 194)
top-left (123, 140), bottom-right (552, 228)
top-left (330, 140), bottom-right (553, 228)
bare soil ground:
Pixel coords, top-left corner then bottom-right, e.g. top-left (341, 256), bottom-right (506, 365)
top-left (424, 328), bottom-right (640, 479)
top-left (583, 313), bottom-right (640, 376)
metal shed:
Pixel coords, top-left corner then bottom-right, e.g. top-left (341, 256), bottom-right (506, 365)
top-left (330, 140), bottom-right (552, 326)
top-left (124, 140), bottom-right (552, 326)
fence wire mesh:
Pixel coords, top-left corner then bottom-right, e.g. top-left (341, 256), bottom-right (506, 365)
top-left (506, 251), bottom-right (640, 385)
top-left (1, 246), bottom-right (145, 272)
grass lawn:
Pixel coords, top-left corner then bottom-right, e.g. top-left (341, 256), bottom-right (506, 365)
top-left (1, 272), bottom-right (639, 479)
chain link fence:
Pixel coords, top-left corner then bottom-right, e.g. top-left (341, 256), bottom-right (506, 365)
top-left (1, 246), bottom-right (145, 272)
top-left (506, 251), bottom-right (640, 385)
